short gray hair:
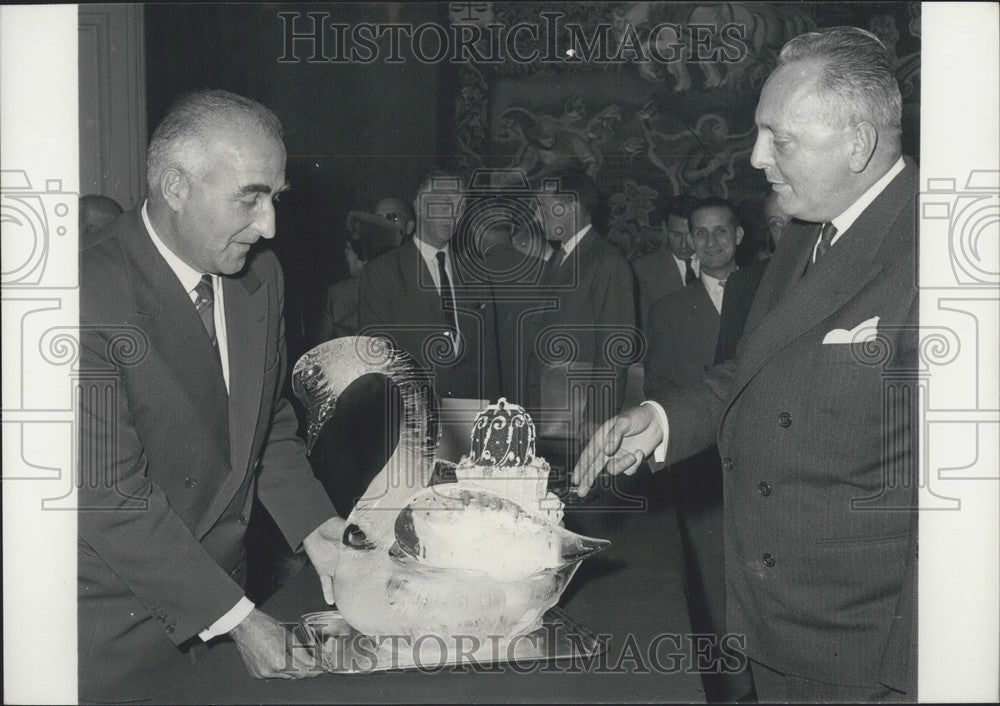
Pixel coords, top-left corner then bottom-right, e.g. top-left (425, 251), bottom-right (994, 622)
top-left (146, 89), bottom-right (283, 187)
top-left (778, 26), bottom-right (902, 140)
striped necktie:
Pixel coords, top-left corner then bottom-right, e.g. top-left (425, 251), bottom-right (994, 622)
top-left (193, 274), bottom-right (219, 356)
top-left (813, 222), bottom-right (838, 264)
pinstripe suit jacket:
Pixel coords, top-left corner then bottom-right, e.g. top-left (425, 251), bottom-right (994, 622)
top-left (658, 160), bottom-right (919, 692)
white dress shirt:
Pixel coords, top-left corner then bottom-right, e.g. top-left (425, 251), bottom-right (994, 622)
top-left (141, 201), bottom-right (253, 640)
top-left (554, 223), bottom-right (592, 263)
top-left (672, 252), bottom-right (700, 283)
top-left (700, 271), bottom-right (728, 314)
top-left (648, 156), bottom-right (906, 464)
top-left (813, 156), bottom-right (905, 262)
top-left (141, 202), bottom-right (230, 391)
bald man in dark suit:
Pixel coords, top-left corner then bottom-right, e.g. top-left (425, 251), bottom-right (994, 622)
top-left (576, 28), bottom-right (919, 701)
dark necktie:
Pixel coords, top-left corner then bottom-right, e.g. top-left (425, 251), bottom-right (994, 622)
top-left (813, 222), bottom-right (838, 264)
top-left (193, 274), bottom-right (218, 352)
top-left (542, 239), bottom-right (563, 283)
top-left (435, 251), bottom-right (458, 335)
top-left (684, 257), bottom-right (697, 285)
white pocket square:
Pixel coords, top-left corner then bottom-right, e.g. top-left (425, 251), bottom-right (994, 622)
top-left (822, 316), bottom-right (881, 344)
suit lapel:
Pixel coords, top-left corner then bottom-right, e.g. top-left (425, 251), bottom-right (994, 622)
top-left (728, 161), bottom-right (917, 402)
top-left (663, 251), bottom-right (683, 291)
top-left (192, 269), bottom-right (267, 537)
top-left (121, 212), bottom-right (231, 466)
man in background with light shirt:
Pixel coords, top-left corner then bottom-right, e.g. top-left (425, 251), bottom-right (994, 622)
top-left (574, 27), bottom-right (918, 701)
top-left (522, 167), bottom-right (636, 443)
top-left (358, 168), bottom-right (503, 401)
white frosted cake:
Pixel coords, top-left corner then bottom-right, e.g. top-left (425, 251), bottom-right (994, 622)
top-left (452, 398), bottom-right (564, 525)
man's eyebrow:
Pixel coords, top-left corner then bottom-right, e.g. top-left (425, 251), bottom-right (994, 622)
top-left (239, 182), bottom-right (292, 195)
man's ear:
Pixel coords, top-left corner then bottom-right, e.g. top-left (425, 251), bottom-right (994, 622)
top-left (848, 122), bottom-right (878, 173)
top-left (735, 225), bottom-right (744, 245)
top-left (159, 167), bottom-right (189, 213)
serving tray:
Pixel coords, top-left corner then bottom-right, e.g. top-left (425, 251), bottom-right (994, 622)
top-left (298, 605), bottom-right (606, 674)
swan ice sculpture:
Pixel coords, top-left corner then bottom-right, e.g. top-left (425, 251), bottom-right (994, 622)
top-left (292, 336), bottom-right (609, 648)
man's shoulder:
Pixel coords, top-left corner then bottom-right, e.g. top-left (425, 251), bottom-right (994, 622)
top-left (361, 241), bottom-right (410, 279)
top-left (632, 247), bottom-right (672, 276)
top-left (650, 282), bottom-right (702, 320)
top-left (81, 210), bottom-right (142, 319)
top-left (327, 276), bottom-right (358, 298)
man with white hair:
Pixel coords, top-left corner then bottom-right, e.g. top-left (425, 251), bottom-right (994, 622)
top-left (575, 27), bottom-right (918, 701)
top-left (80, 90), bottom-right (346, 700)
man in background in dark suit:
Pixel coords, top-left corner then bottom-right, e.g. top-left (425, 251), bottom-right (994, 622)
top-left (575, 27), bottom-right (918, 701)
top-left (79, 90), bottom-right (345, 701)
top-left (358, 168), bottom-right (503, 401)
top-left (373, 195), bottom-right (415, 244)
top-left (522, 168), bottom-right (636, 443)
top-left (643, 196), bottom-right (757, 701)
top-left (644, 196), bottom-right (745, 397)
top-left (631, 193), bottom-right (700, 332)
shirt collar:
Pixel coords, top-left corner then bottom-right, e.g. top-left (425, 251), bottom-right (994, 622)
top-left (699, 268), bottom-right (733, 289)
top-left (672, 251), bottom-right (700, 273)
top-left (413, 235), bottom-right (450, 264)
top-left (830, 156), bottom-right (905, 236)
top-left (141, 200), bottom-right (205, 294)
top-left (559, 223), bottom-right (592, 259)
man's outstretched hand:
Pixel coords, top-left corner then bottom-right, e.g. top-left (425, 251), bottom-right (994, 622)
top-left (229, 608), bottom-right (322, 679)
top-left (303, 515), bottom-right (347, 605)
top-left (571, 405), bottom-right (664, 497)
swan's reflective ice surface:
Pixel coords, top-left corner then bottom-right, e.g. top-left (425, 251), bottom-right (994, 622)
top-left (293, 336), bottom-right (609, 650)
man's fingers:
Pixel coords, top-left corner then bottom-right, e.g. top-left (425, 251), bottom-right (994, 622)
top-left (571, 415), bottom-right (629, 495)
top-left (320, 574), bottom-right (335, 605)
top-left (608, 449), bottom-right (644, 476)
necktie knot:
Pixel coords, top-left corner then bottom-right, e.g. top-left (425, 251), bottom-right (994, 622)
top-left (814, 222), bottom-right (838, 263)
top-left (194, 274), bottom-right (214, 312)
top-left (684, 257), bottom-right (697, 285)
top-left (193, 274), bottom-right (220, 363)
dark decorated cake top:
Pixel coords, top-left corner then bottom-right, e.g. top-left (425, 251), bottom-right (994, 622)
top-left (469, 398), bottom-right (536, 466)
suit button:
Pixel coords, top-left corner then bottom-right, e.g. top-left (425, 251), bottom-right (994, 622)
top-left (722, 457), bottom-right (734, 472)
top-left (165, 624), bottom-right (175, 634)
top-left (184, 476), bottom-right (198, 488)
top-left (778, 412), bottom-right (792, 427)
top-left (762, 553), bottom-right (775, 567)
top-left (758, 482), bottom-right (771, 497)
top-left (238, 514), bottom-right (249, 525)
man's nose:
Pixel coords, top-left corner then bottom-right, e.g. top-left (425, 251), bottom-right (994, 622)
top-left (256, 199), bottom-right (277, 239)
top-left (749, 132), bottom-right (769, 170)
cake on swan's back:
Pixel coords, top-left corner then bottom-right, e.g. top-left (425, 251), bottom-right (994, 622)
top-left (294, 337), bottom-right (609, 646)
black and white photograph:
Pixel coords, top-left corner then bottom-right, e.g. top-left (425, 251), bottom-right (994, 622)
top-left (1, 2), bottom-right (998, 703)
